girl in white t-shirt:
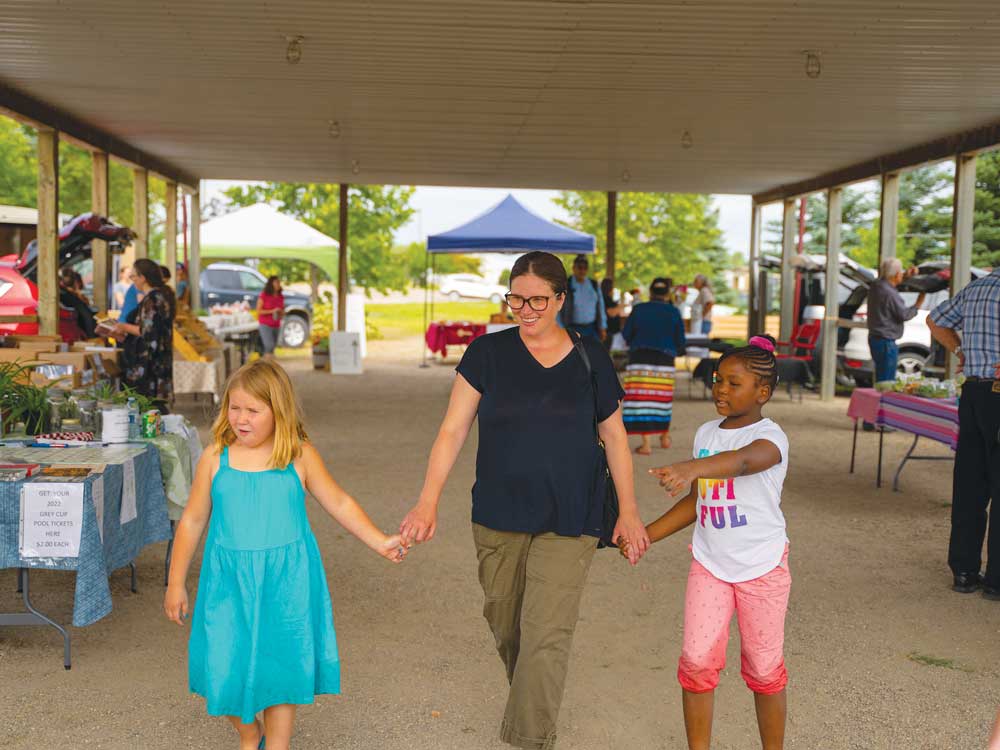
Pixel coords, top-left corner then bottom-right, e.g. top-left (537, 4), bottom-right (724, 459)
top-left (628, 334), bottom-right (791, 750)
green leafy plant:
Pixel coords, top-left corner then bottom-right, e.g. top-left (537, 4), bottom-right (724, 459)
top-left (116, 384), bottom-right (157, 414)
top-left (91, 381), bottom-right (117, 402)
top-left (8, 383), bottom-right (51, 435)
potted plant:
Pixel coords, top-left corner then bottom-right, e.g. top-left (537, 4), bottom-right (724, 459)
top-left (0, 361), bottom-right (29, 435)
top-left (9, 383), bottom-right (52, 436)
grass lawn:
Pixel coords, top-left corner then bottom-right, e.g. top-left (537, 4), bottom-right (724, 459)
top-left (367, 301), bottom-right (497, 341)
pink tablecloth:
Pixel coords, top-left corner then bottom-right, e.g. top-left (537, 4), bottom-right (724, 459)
top-left (846, 387), bottom-right (882, 424)
top-left (847, 389), bottom-right (960, 451)
top-left (425, 322), bottom-right (486, 358)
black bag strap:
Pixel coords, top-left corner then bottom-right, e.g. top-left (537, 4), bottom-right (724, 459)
top-left (571, 331), bottom-right (602, 444)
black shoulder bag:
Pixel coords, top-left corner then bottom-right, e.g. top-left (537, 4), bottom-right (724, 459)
top-left (572, 333), bottom-right (620, 549)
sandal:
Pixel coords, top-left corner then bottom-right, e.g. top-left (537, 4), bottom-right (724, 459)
top-left (634, 445), bottom-right (652, 456)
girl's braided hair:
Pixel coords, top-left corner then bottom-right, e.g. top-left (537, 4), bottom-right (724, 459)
top-left (718, 334), bottom-right (779, 391)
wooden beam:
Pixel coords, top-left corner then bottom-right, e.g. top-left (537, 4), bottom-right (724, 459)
top-left (878, 173), bottom-right (900, 265)
top-left (753, 118), bottom-right (1000, 204)
top-left (36, 129), bottom-right (59, 337)
top-left (779, 199), bottom-right (797, 343)
top-left (820, 187), bottom-right (843, 402)
top-left (91, 151), bottom-right (110, 312)
top-left (947, 153), bottom-right (977, 378)
top-left (188, 185), bottom-right (201, 311)
top-left (747, 201), bottom-right (761, 338)
top-left (164, 181), bottom-right (178, 287)
top-left (132, 169), bottom-right (149, 259)
top-left (605, 191), bottom-right (617, 283)
top-left (337, 183), bottom-right (349, 332)
top-left (0, 83), bottom-right (197, 188)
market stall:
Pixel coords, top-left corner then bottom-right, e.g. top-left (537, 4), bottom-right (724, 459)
top-left (847, 383), bottom-right (959, 490)
top-left (0, 338), bottom-right (203, 667)
top-left (423, 194), bottom-right (595, 362)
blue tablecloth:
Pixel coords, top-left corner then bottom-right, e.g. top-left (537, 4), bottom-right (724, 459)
top-left (0, 445), bottom-right (172, 626)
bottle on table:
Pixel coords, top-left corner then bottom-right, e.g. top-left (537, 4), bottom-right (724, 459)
top-left (127, 397), bottom-right (140, 441)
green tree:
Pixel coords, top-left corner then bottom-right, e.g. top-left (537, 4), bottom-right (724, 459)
top-left (554, 191), bottom-right (730, 293)
top-left (223, 183), bottom-right (416, 294)
top-left (0, 118), bottom-right (38, 208)
top-left (974, 150), bottom-right (1000, 269)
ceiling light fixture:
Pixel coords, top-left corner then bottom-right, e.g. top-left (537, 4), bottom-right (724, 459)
top-left (286, 35), bottom-right (304, 64)
top-left (681, 130), bottom-right (694, 149)
top-left (621, 169), bottom-right (631, 183)
top-left (351, 159), bottom-right (361, 175)
top-left (804, 51), bottom-right (821, 79)
top-left (328, 120), bottom-right (341, 138)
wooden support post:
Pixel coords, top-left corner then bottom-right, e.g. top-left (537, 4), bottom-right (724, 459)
top-left (188, 185), bottom-right (201, 311)
top-left (36, 128), bottom-right (59, 337)
top-left (309, 263), bottom-right (320, 304)
top-left (779, 199), bottom-right (797, 343)
top-left (947, 153), bottom-right (977, 378)
top-left (821, 187), bottom-right (843, 401)
top-left (337, 183), bottom-right (349, 331)
top-left (606, 191), bottom-right (617, 283)
top-left (91, 151), bottom-right (110, 312)
top-left (878, 172), bottom-right (900, 266)
top-left (164, 181), bottom-right (177, 287)
top-left (747, 201), bottom-right (761, 338)
top-left (132, 168), bottom-right (148, 259)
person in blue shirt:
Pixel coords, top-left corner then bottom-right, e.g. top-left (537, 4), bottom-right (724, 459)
top-left (559, 254), bottom-right (607, 341)
top-left (119, 279), bottom-right (143, 323)
top-left (621, 277), bottom-right (686, 454)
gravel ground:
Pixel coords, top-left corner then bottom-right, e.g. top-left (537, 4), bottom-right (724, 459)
top-left (2, 349), bottom-right (998, 749)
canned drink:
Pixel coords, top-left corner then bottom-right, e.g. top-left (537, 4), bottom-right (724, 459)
top-left (141, 410), bottom-right (161, 438)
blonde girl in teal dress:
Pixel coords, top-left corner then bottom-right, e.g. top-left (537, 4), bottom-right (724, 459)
top-left (165, 360), bottom-right (408, 750)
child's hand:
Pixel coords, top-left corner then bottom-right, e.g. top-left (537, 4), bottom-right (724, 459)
top-left (650, 462), bottom-right (696, 496)
top-left (163, 585), bottom-right (189, 626)
top-left (377, 534), bottom-right (410, 564)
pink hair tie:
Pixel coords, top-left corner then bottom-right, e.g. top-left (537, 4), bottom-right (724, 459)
top-left (749, 336), bottom-right (775, 353)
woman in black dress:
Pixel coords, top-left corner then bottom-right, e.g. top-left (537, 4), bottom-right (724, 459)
top-left (400, 251), bottom-right (650, 750)
top-left (112, 258), bottom-right (176, 409)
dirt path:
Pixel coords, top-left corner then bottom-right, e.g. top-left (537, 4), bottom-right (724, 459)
top-left (2, 352), bottom-right (998, 749)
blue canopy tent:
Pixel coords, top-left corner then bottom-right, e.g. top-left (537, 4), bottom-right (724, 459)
top-left (426, 194), bottom-right (595, 255)
top-left (421, 194), bottom-right (596, 364)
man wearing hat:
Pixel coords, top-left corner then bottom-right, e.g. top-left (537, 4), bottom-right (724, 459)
top-left (560, 254), bottom-right (607, 341)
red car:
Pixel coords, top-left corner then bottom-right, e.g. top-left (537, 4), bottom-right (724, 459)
top-left (0, 214), bottom-right (133, 342)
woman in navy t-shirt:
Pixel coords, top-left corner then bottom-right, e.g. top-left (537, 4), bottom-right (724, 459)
top-left (400, 251), bottom-right (650, 749)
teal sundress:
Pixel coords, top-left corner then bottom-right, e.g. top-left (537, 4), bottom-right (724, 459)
top-left (188, 446), bottom-right (340, 722)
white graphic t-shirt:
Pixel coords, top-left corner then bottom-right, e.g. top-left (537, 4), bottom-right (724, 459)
top-left (690, 417), bottom-right (789, 583)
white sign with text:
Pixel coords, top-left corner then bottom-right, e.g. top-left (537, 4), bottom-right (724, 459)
top-left (19, 483), bottom-right (85, 559)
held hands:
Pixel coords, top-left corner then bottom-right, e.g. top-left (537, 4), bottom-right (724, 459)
top-left (163, 585), bottom-right (189, 626)
top-left (399, 500), bottom-right (438, 545)
top-left (650, 461), bottom-right (697, 496)
top-left (613, 513), bottom-right (651, 566)
top-left (377, 534), bottom-right (410, 564)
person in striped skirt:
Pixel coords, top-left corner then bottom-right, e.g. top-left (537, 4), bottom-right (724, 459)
top-left (622, 277), bottom-right (687, 454)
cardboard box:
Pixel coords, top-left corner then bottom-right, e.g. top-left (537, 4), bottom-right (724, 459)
top-left (0, 348), bottom-right (43, 365)
top-left (36, 351), bottom-right (92, 373)
top-left (15, 341), bottom-right (59, 355)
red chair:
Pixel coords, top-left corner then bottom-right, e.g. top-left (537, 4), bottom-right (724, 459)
top-left (775, 320), bottom-right (821, 361)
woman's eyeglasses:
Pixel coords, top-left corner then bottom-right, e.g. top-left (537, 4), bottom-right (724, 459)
top-left (504, 293), bottom-right (562, 312)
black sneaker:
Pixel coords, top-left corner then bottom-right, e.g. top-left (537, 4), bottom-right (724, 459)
top-left (953, 572), bottom-right (983, 593)
top-left (983, 583), bottom-right (1000, 601)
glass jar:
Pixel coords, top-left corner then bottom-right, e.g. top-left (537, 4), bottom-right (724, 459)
top-left (61, 418), bottom-right (83, 434)
top-left (47, 392), bottom-right (66, 433)
top-left (76, 398), bottom-right (98, 433)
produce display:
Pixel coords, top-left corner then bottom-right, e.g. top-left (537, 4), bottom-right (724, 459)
top-left (891, 377), bottom-right (960, 399)
top-left (173, 314), bottom-right (223, 362)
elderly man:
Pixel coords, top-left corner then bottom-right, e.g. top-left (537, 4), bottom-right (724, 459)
top-left (560, 254), bottom-right (607, 341)
top-left (927, 264), bottom-right (1000, 598)
top-left (867, 258), bottom-right (926, 390)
